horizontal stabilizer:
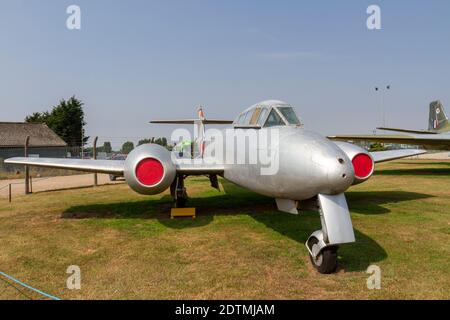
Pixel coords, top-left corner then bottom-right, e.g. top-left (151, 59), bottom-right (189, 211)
top-left (150, 119), bottom-right (233, 124)
top-left (377, 127), bottom-right (437, 134)
top-left (4, 157), bottom-right (125, 174)
top-left (369, 149), bottom-right (426, 163)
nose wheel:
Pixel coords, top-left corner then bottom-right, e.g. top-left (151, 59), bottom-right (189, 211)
top-left (307, 236), bottom-right (338, 274)
top-left (302, 193), bottom-right (355, 274)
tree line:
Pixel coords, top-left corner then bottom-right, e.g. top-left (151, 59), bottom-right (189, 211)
top-left (25, 96), bottom-right (171, 154)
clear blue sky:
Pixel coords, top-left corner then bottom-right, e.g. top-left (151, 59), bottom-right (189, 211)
top-left (1, 1), bottom-right (449, 147)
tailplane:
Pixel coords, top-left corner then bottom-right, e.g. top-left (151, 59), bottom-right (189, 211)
top-left (428, 100), bottom-right (449, 132)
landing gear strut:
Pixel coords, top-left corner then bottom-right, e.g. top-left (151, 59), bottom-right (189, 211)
top-left (171, 174), bottom-right (188, 208)
top-left (303, 193), bottom-right (355, 274)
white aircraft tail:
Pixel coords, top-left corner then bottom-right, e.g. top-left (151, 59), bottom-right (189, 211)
top-left (150, 108), bottom-right (233, 158)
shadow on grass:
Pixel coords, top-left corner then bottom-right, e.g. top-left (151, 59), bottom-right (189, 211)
top-left (346, 191), bottom-right (433, 214)
top-left (375, 168), bottom-right (450, 176)
top-left (61, 180), bottom-right (434, 272)
top-left (33, 182), bottom-right (125, 195)
top-left (375, 161), bottom-right (450, 176)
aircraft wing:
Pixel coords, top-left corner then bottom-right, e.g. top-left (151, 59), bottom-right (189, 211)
top-left (376, 127), bottom-right (437, 134)
top-left (150, 119), bottom-right (233, 124)
top-left (369, 149), bottom-right (427, 163)
top-left (328, 134), bottom-right (450, 146)
top-left (175, 161), bottom-right (224, 174)
top-left (4, 157), bottom-right (125, 174)
top-left (4, 157), bottom-right (225, 176)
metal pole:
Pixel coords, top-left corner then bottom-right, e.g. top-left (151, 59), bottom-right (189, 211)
top-left (381, 91), bottom-right (385, 128)
top-left (24, 136), bottom-right (30, 195)
top-left (8, 184), bottom-right (11, 203)
top-left (30, 175), bottom-right (33, 193)
top-left (81, 129), bottom-right (84, 159)
top-left (93, 136), bottom-right (98, 187)
top-left (384, 85), bottom-right (390, 128)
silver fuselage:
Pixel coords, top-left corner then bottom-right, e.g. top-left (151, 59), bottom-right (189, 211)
top-left (210, 126), bottom-right (355, 201)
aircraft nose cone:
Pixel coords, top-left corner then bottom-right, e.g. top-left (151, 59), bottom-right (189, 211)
top-left (309, 138), bottom-right (354, 194)
top-left (326, 156), bottom-right (354, 194)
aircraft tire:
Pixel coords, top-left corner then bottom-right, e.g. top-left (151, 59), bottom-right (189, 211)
top-left (307, 237), bottom-right (338, 274)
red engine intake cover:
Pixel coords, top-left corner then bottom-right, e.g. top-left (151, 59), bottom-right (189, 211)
top-left (352, 153), bottom-right (374, 179)
top-left (135, 158), bottom-right (164, 186)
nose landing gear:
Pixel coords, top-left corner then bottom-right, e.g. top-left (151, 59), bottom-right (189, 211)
top-left (302, 193), bottom-right (355, 274)
top-left (306, 232), bottom-right (338, 274)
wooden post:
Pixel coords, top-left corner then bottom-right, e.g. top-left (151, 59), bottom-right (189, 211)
top-left (30, 175), bottom-right (33, 193)
top-left (8, 184), bottom-right (11, 203)
top-left (93, 136), bottom-right (98, 186)
top-left (24, 136), bottom-right (30, 195)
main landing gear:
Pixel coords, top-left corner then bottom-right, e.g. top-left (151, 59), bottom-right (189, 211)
top-left (171, 175), bottom-right (188, 208)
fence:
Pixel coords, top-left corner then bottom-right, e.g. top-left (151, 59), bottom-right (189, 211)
top-left (0, 135), bottom-right (171, 202)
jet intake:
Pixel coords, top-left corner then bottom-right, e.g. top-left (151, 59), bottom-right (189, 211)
top-left (124, 144), bottom-right (176, 195)
top-left (333, 141), bottom-right (374, 185)
top-left (351, 153), bottom-right (374, 183)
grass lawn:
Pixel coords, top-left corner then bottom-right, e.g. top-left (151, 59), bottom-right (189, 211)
top-left (0, 160), bottom-right (449, 300)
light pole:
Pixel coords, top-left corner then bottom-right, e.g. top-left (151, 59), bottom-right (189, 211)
top-left (375, 85), bottom-right (390, 128)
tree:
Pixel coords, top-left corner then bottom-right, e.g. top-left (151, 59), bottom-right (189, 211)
top-left (25, 112), bottom-right (49, 123)
top-left (103, 142), bottom-right (112, 154)
top-left (369, 142), bottom-right (386, 152)
top-left (25, 96), bottom-right (88, 147)
top-left (137, 138), bottom-right (153, 146)
top-left (154, 137), bottom-right (168, 147)
top-left (138, 137), bottom-right (168, 147)
top-left (121, 141), bottom-right (134, 154)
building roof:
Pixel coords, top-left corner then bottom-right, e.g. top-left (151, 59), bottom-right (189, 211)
top-left (0, 122), bottom-right (67, 147)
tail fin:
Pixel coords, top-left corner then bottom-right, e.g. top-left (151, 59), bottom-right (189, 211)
top-left (195, 107), bottom-right (206, 158)
top-left (428, 101), bottom-right (449, 132)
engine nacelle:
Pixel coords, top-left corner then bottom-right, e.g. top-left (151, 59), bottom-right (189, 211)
top-left (333, 141), bottom-right (375, 185)
top-left (124, 144), bottom-right (176, 195)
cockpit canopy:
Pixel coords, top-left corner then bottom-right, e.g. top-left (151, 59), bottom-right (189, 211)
top-left (233, 100), bottom-right (301, 128)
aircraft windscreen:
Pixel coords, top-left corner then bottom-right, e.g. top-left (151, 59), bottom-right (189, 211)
top-left (264, 109), bottom-right (285, 127)
top-left (277, 106), bottom-right (301, 125)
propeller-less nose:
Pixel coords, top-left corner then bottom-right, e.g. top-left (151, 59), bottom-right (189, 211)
top-left (325, 155), bottom-right (354, 194)
top-left (307, 136), bottom-right (355, 195)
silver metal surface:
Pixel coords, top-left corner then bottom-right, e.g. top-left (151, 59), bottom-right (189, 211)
top-left (223, 127), bottom-right (355, 200)
top-left (370, 149), bottom-right (426, 163)
top-left (275, 198), bottom-right (299, 214)
top-left (124, 144), bottom-right (176, 195)
top-left (317, 193), bottom-right (355, 245)
top-left (4, 157), bottom-right (124, 174)
top-left (306, 230), bottom-right (327, 258)
top-left (332, 141), bottom-right (374, 184)
top-left (175, 162), bottom-right (224, 175)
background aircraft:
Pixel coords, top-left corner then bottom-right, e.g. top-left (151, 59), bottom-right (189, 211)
top-left (5, 100), bottom-right (425, 273)
top-left (328, 101), bottom-right (450, 151)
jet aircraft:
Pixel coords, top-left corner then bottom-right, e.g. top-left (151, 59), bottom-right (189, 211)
top-left (5, 100), bottom-right (425, 273)
top-left (329, 101), bottom-right (450, 151)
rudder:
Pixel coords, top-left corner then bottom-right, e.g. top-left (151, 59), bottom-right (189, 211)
top-left (428, 100), bottom-right (449, 132)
